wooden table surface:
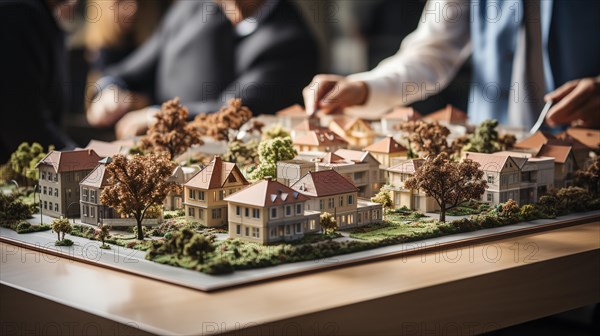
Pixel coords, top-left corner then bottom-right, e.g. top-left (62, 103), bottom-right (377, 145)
top-left (1, 221), bottom-right (599, 335)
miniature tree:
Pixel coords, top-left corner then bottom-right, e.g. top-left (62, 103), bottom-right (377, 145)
top-left (223, 139), bottom-right (259, 167)
top-left (249, 137), bottom-right (297, 179)
top-left (371, 189), bottom-right (393, 216)
top-left (319, 212), bottom-right (337, 235)
top-left (51, 217), bottom-right (71, 242)
top-left (140, 97), bottom-right (203, 160)
top-left (556, 186), bottom-right (593, 212)
top-left (498, 133), bottom-right (517, 151)
top-left (0, 193), bottom-right (33, 223)
top-left (100, 154), bottom-right (181, 240)
top-left (575, 156), bottom-right (600, 197)
top-left (404, 153), bottom-right (487, 222)
top-left (192, 98), bottom-right (253, 142)
top-left (9, 142), bottom-right (50, 186)
top-left (463, 119), bottom-right (501, 154)
top-left (96, 223), bottom-right (111, 249)
top-left (262, 124), bottom-right (291, 141)
top-left (397, 120), bottom-right (455, 158)
top-left (499, 199), bottom-right (520, 220)
top-left (183, 233), bottom-right (216, 263)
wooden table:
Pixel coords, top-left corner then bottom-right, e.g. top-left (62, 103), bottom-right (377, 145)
top-left (1, 221), bottom-right (599, 335)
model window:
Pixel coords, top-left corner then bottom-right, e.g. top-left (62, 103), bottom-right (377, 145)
top-left (199, 209), bottom-right (204, 219)
top-left (188, 207), bottom-right (195, 217)
top-left (487, 193), bottom-right (493, 202)
top-left (41, 171), bottom-right (46, 180)
top-left (219, 190), bottom-right (224, 200)
top-left (339, 196), bottom-right (343, 207)
top-left (245, 207), bottom-right (250, 217)
top-left (296, 204), bottom-right (302, 214)
top-left (49, 202), bottom-right (52, 211)
top-left (348, 195), bottom-right (354, 205)
top-left (245, 227), bottom-right (250, 236)
top-left (48, 172), bottom-right (53, 181)
top-left (285, 225), bottom-right (291, 235)
top-left (236, 206), bottom-right (241, 216)
top-left (83, 188), bottom-right (88, 201)
top-left (90, 207), bottom-right (95, 218)
top-left (54, 188), bottom-right (58, 197)
top-left (212, 209), bottom-right (221, 219)
top-left (270, 228), bottom-right (277, 237)
top-left (54, 174), bottom-right (58, 182)
top-left (328, 198), bottom-right (334, 209)
top-left (295, 223), bottom-right (301, 233)
top-left (83, 205), bottom-right (88, 216)
top-left (188, 189), bottom-right (195, 199)
top-left (199, 191), bottom-right (205, 201)
top-left (236, 225), bottom-right (241, 235)
top-left (253, 208), bottom-right (260, 219)
top-left (271, 208), bottom-right (277, 219)
top-left (90, 190), bottom-right (96, 203)
top-left (252, 227), bottom-right (260, 238)
top-left (43, 186), bottom-right (47, 195)
top-left (286, 205), bottom-right (291, 216)
top-left (319, 199), bottom-right (324, 210)
top-left (54, 204), bottom-right (58, 212)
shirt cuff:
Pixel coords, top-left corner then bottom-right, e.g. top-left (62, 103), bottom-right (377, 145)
top-left (346, 72), bottom-right (398, 117)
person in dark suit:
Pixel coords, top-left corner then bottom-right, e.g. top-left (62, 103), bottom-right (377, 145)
top-left (88, 0), bottom-right (320, 139)
top-left (0, 0), bottom-right (76, 163)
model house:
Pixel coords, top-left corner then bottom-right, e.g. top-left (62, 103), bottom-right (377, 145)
top-left (536, 144), bottom-right (576, 188)
top-left (275, 104), bottom-right (309, 129)
top-left (37, 149), bottom-right (102, 218)
top-left (381, 107), bottom-right (422, 134)
top-left (183, 156), bottom-right (249, 227)
top-left (328, 116), bottom-right (375, 148)
top-left (384, 159), bottom-right (440, 213)
top-left (291, 118), bottom-right (327, 139)
top-left (164, 165), bottom-right (199, 211)
top-left (465, 152), bottom-right (554, 205)
top-left (515, 131), bottom-right (589, 169)
top-left (290, 170), bottom-right (382, 229)
top-left (83, 140), bottom-right (126, 158)
top-left (562, 128), bottom-right (599, 152)
top-left (363, 136), bottom-right (408, 168)
top-left (277, 149), bottom-right (384, 198)
top-left (424, 104), bottom-right (468, 125)
top-left (293, 129), bottom-right (349, 153)
top-left (224, 177), bottom-right (320, 244)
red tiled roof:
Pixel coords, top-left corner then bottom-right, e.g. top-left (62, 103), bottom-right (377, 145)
top-left (290, 170), bottom-right (358, 197)
top-left (320, 152), bottom-right (346, 164)
top-left (80, 161), bottom-right (112, 188)
top-left (424, 104), bottom-right (468, 123)
top-left (184, 156), bottom-right (248, 190)
top-left (537, 144), bottom-right (573, 164)
top-left (224, 178), bottom-right (309, 207)
top-left (363, 136), bottom-right (407, 154)
top-left (514, 131), bottom-right (556, 150)
top-left (36, 149), bottom-right (102, 173)
top-left (293, 129), bottom-right (348, 147)
top-left (383, 107), bottom-right (422, 121)
top-left (84, 140), bottom-right (122, 158)
top-left (463, 152), bottom-right (515, 172)
top-left (563, 128), bottom-right (600, 150)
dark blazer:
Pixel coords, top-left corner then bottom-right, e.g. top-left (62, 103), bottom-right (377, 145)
top-left (106, 0), bottom-right (320, 116)
top-left (0, 0), bottom-right (74, 162)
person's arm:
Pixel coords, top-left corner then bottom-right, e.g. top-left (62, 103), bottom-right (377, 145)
top-left (305, 0), bottom-right (472, 116)
top-left (0, 4), bottom-right (73, 156)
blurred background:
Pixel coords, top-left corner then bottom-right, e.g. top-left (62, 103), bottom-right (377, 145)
top-left (59, 0), bottom-right (470, 145)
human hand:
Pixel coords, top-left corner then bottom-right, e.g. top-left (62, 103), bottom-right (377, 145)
top-left (87, 85), bottom-right (133, 127)
top-left (545, 76), bottom-right (600, 129)
top-left (115, 107), bottom-right (159, 140)
top-left (302, 74), bottom-right (369, 116)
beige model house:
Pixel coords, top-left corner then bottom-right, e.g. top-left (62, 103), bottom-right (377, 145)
top-left (275, 104), bottom-right (309, 129)
top-left (164, 165), bottom-right (199, 211)
top-left (536, 144), bottom-right (576, 188)
top-left (328, 116), bottom-right (375, 148)
top-left (293, 129), bottom-right (349, 152)
top-left (363, 136), bottom-right (408, 168)
top-left (224, 177), bottom-right (320, 244)
top-left (291, 118), bottom-right (327, 139)
top-left (384, 159), bottom-right (440, 213)
top-left (183, 156), bottom-right (249, 227)
top-left (381, 107), bottom-right (422, 133)
top-left (37, 149), bottom-right (102, 218)
top-left (465, 152), bottom-right (554, 205)
top-left (290, 170), bottom-right (382, 228)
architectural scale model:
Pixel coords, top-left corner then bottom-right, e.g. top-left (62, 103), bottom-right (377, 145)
top-left (1, 98), bottom-right (599, 279)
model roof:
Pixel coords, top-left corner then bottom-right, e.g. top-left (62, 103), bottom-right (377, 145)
top-left (293, 129), bottom-right (349, 147)
top-left (536, 144), bottom-right (573, 164)
top-left (36, 149), bottom-right (102, 173)
top-left (184, 156), bottom-right (248, 190)
top-left (383, 107), bottom-right (422, 121)
top-left (320, 152), bottom-right (346, 164)
top-left (84, 140), bottom-right (123, 158)
top-left (330, 116), bottom-right (373, 132)
top-left (363, 136), bottom-right (407, 154)
top-left (387, 159), bottom-right (425, 174)
top-left (275, 104), bottom-right (307, 117)
top-left (224, 177), bottom-right (309, 207)
top-left (334, 149), bottom-right (375, 163)
top-left (464, 152), bottom-right (519, 172)
top-left (514, 131), bottom-right (556, 150)
top-left (563, 128), bottom-right (600, 150)
top-left (293, 119), bottom-right (327, 132)
top-left (424, 104), bottom-right (468, 123)
top-left (80, 159), bottom-right (112, 188)
top-left (290, 170), bottom-right (358, 197)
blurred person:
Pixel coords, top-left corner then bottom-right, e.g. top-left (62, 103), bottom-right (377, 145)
top-left (303, 0), bottom-right (600, 130)
top-left (0, 0), bottom-right (78, 162)
top-left (88, 0), bottom-right (320, 139)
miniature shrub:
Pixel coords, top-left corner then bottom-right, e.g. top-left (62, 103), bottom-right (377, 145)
top-left (519, 204), bottom-right (538, 221)
top-left (199, 258), bottom-right (234, 274)
top-left (132, 225), bottom-right (151, 238)
top-left (16, 221), bottom-right (31, 232)
top-left (0, 193), bottom-right (33, 223)
top-left (319, 212), bottom-right (337, 234)
top-left (556, 187), bottom-right (593, 212)
top-left (151, 219), bottom-right (185, 237)
top-left (55, 239), bottom-right (74, 246)
top-left (499, 199), bottom-right (520, 220)
top-left (163, 213), bottom-right (174, 220)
